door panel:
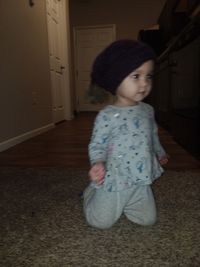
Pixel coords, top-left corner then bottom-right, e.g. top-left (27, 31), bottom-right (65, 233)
top-left (46, 0), bottom-right (65, 123)
top-left (74, 26), bottom-right (116, 111)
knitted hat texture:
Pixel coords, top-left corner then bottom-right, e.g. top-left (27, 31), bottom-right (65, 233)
top-left (91, 39), bottom-right (156, 95)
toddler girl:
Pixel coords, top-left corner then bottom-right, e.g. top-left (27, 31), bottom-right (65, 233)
top-left (83, 39), bottom-right (169, 229)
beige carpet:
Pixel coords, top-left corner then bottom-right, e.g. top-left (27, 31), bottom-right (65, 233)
top-left (0, 167), bottom-right (200, 267)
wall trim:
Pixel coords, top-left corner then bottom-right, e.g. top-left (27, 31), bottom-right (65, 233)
top-left (0, 123), bottom-right (55, 152)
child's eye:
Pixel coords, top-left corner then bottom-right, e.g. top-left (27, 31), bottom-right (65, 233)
top-left (131, 74), bottom-right (139, 79)
top-left (146, 74), bottom-right (154, 80)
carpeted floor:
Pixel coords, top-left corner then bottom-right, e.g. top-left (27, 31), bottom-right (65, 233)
top-left (0, 167), bottom-right (200, 267)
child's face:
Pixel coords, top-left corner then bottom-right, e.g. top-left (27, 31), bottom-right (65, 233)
top-left (116, 60), bottom-right (154, 106)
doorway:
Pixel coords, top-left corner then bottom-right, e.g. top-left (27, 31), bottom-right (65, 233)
top-left (73, 25), bottom-right (116, 111)
top-left (46, 0), bottom-right (72, 122)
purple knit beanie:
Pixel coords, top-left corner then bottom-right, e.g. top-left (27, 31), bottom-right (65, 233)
top-left (91, 39), bottom-right (156, 95)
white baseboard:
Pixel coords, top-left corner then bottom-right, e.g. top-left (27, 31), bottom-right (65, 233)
top-left (0, 123), bottom-right (55, 152)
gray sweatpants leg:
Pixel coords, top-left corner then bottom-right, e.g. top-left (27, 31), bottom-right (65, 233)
top-left (124, 185), bottom-right (157, 226)
top-left (83, 184), bottom-right (157, 229)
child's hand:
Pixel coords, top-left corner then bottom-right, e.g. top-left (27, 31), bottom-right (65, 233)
top-left (89, 161), bottom-right (105, 185)
top-left (159, 154), bottom-right (169, 166)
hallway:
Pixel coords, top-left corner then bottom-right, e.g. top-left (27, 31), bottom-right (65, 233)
top-left (0, 112), bottom-right (199, 170)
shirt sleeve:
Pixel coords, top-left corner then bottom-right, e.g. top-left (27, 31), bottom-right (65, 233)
top-left (88, 110), bottom-right (111, 165)
top-left (151, 107), bottom-right (166, 158)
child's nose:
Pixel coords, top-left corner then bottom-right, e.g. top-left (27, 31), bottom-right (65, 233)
top-left (139, 78), bottom-right (148, 88)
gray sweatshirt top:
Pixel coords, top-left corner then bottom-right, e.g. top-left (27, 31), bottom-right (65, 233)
top-left (89, 102), bottom-right (166, 192)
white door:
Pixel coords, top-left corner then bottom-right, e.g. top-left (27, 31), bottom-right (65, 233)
top-left (74, 25), bottom-right (116, 111)
top-left (46, 0), bottom-right (72, 123)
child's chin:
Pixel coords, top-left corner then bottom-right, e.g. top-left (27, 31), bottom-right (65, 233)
top-left (135, 95), bottom-right (145, 101)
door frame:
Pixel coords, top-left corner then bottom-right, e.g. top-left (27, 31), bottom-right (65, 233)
top-left (46, 0), bottom-right (73, 121)
top-left (73, 24), bottom-right (116, 112)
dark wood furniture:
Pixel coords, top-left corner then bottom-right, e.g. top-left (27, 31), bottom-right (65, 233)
top-left (148, 2), bottom-right (200, 159)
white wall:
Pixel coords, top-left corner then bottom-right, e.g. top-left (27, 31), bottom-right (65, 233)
top-left (0, 0), bottom-right (53, 150)
top-left (69, 0), bottom-right (166, 39)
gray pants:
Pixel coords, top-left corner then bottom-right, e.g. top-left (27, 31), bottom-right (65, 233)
top-left (83, 184), bottom-right (157, 229)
